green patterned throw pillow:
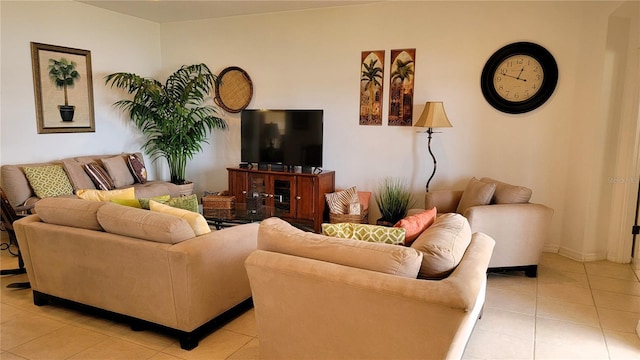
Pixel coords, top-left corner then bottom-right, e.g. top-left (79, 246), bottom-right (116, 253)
top-left (321, 222), bottom-right (405, 245)
top-left (23, 165), bottom-right (74, 199)
top-left (166, 194), bottom-right (199, 213)
top-left (321, 222), bottom-right (354, 238)
top-left (351, 224), bottom-right (405, 245)
top-left (138, 194), bottom-right (171, 209)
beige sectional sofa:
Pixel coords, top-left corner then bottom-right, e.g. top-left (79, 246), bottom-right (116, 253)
top-left (1, 153), bottom-right (180, 208)
top-left (14, 197), bottom-right (258, 350)
top-left (246, 216), bottom-right (495, 360)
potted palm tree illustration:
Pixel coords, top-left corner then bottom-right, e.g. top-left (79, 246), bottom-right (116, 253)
top-left (390, 58), bottom-right (414, 122)
top-left (48, 58), bottom-right (80, 122)
top-left (360, 58), bottom-right (383, 123)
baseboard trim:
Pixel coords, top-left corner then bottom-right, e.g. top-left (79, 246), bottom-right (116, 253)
top-left (558, 246), bottom-right (606, 262)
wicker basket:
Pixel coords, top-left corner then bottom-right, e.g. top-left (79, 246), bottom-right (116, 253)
top-left (202, 195), bottom-right (236, 210)
top-left (329, 209), bottom-right (369, 224)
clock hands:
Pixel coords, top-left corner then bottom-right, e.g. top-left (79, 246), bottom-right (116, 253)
top-left (502, 67), bottom-right (527, 82)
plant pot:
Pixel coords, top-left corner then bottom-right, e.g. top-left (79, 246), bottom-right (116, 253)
top-left (175, 181), bottom-right (194, 196)
top-left (376, 218), bottom-right (395, 227)
top-left (58, 105), bottom-right (75, 122)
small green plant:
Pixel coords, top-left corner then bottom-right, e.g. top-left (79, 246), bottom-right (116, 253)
top-left (375, 177), bottom-right (414, 224)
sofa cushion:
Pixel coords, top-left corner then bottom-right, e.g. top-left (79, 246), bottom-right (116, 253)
top-left (132, 182), bottom-right (180, 199)
top-left (62, 159), bottom-right (96, 191)
top-left (126, 153), bottom-right (148, 184)
top-left (35, 197), bottom-right (105, 231)
top-left (394, 207), bottom-right (437, 245)
top-left (83, 162), bottom-right (115, 190)
top-left (410, 213), bottom-right (472, 279)
top-left (102, 155), bottom-right (135, 188)
top-left (149, 200), bottom-right (211, 236)
top-left (456, 177), bottom-right (496, 214)
top-left (260, 217), bottom-right (422, 278)
top-left (325, 186), bottom-right (358, 215)
top-left (97, 202), bottom-right (196, 244)
top-left (480, 177), bottom-right (532, 204)
top-left (76, 187), bottom-right (136, 201)
top-left (322, 223), bottom-right (406, 245)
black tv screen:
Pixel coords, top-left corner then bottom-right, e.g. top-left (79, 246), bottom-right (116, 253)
top-left (241, 109), bottom-right (323, 168)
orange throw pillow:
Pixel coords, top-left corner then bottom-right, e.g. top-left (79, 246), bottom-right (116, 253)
top-left (394, 207), bottom-right (437, 245)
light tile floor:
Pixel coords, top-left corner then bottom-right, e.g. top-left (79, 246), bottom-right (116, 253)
top-left (1, 232), bottom-right (639, 359)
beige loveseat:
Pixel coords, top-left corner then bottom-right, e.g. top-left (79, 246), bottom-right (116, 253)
top-left (14, 197), bottom-right (258, 350)
top-left (245, 217), bottom-right (495, 360)
top-left (1, 153), bottom-right (180, 208)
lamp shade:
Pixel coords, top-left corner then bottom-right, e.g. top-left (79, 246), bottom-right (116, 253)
top-left (414, 102), bottom-right (453, 128)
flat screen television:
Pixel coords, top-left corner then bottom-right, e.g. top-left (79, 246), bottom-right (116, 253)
top-left (241, 109), bottom-right (323, 169)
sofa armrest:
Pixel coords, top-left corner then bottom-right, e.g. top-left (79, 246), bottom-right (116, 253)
top-left (463, 203), bottom-right (553, 268)
top-left (245, 232), bottom-right (494, 360)
top-left (167, 223), bottom-right (259, 331)
top-left (425, 190), bottom-right (463, 213)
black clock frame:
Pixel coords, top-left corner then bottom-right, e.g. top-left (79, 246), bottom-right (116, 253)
top-left (481, 42), bottom-right (558, 114)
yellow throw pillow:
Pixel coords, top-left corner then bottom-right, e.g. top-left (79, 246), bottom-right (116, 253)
top-left (76, 187), bottom-right (136, 201)
top-left (149, 200), bottom-right (211, 236)
top-left (110, 198), bottom-right (142, 208)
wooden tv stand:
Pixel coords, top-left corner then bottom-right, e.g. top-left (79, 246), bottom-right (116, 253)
top-left (227, 168), bottom-right (335, 233)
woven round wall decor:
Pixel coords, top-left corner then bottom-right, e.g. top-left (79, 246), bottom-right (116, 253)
top-left (214, 66), bottom-right (253, 113)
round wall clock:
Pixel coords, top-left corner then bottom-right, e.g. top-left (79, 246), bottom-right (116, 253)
top-left (481, 42), bottom-right (558, 114)
top-left (214, 66), bottom-right (253, 113)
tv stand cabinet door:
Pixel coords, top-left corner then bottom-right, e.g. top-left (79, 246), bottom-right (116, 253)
top-left (295, 176), bottom-right (316, 223)
top-left (228, 169), bottom-right (248, 202)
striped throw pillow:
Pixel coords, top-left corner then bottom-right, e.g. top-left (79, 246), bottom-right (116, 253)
top-left (325, 186), bottom-right (359, 215)
top-left (83, 162), bottom-right (114, 190)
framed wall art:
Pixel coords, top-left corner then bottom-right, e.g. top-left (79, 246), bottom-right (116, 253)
top-left (388, 48), bottom-right (415, 126)
top-left (359, 50), bottom-right (385, 125)
top-left (30, 42), bottom-right (95, 134)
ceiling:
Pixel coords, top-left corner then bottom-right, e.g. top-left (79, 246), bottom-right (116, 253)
top-left (76, 0), bottom-right (379, 23)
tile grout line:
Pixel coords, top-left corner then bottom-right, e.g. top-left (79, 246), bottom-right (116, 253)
top-left (586, 263), bottom-right (615, 360)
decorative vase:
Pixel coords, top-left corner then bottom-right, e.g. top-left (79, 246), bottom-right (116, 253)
top-left (58, 105), bottom-right (75, 122)
top-left (175, 181), bottom-right (194, 196)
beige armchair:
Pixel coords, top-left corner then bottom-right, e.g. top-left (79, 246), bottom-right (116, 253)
top-left (424, 177), bottom-right (553, 277)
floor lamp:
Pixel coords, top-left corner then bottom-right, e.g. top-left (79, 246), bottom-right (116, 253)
top-left (414, 102), bottom-right (453, 192)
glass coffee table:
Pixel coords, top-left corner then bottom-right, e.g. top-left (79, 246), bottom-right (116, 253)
top-left (204, 203), bottom-right (283, 230)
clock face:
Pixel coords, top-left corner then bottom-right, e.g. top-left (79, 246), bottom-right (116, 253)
top-left (481, 42), bottom-right (558, 114)
top-left (493, 55), bottom-right (543, 102)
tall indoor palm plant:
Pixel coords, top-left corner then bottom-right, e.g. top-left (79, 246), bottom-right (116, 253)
top-left (105, 64), bottom-right (227, 185)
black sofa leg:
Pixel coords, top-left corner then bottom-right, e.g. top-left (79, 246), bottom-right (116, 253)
top-left (524, 265), bottom-right (538, 278)
top-left (33, 291), bottom-right (49, 306)
top-left (179, 335), bottom-right (198, 350)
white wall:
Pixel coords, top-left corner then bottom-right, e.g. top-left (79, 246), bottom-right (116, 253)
top-left (0, 1), bottom-right (632, 261)
top-left (160, 1), bottom-right (621, 258)
top-left (0, 0), bottom-right (162, 176)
